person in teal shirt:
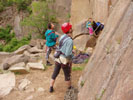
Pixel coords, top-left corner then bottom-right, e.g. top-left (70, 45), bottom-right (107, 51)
top-left (45, 23), bottom-right (59, 66)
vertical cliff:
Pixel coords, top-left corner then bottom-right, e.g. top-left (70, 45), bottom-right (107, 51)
top-left (71, 0), bottom-right (120, 51)
top-left (74, 0), bottom-right (133, 100)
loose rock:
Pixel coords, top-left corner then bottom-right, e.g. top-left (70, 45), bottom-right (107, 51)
top-left (0, 73), bottom-right (15, 97)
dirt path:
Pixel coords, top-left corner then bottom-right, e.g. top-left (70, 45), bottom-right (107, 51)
top-left (3, 64), bottom-right (83, 100)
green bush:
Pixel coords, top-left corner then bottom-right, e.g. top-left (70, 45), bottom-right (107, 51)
top-left (0, 2), bottom-right (4, 12)
top-left (0, 44), bottom-right (3, 51)
top-left (0, 25), bottom-right (31, 52)
top-left (0, 0), bottom-right (32, 12)
top-left (13, 0), bottom-right (32, 11)
top-left (3, 36), bottom-right (30, 52)
top-left (0, 0), bottom-right (13, 7)
top-left (72, 66), bottom-right (84, 71)
top-left (0, 25), bottom-right (15, 43)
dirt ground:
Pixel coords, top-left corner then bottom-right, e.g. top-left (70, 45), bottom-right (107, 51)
top-left (2, 63), bottom-right (84, 100)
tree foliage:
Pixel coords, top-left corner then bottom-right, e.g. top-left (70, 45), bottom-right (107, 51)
top-left (21, 1), bottom-right (57, 39)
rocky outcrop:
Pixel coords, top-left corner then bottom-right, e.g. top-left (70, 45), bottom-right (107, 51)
top-left (0, 6), bottom-right (29, 39)
top-left (71, 0), bottom-right (121, 51)
top-left (53, 0), bottom-right (72, 33)
top-left (0, 38), bottom-right (47, 70)
top-left (78, 0), bottom-right (133, 100)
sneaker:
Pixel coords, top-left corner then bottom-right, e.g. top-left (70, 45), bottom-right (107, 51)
top-left (49, 86), bottom-right (54, 93)
top-left (46, 61), bottom-right (52, 66)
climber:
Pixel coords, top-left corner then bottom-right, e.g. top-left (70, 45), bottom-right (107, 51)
top-left (45, 23), bottom-right (59, 66)
top-left (86, 18), bottom-right (94, 35)
top-left (49, 22), bottom-right (73, 93)
top-left (86, 18), bottom-right (104, 36)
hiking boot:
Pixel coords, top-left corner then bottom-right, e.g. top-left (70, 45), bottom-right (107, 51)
top-left (46, 61), bottom-right (52, 66)
top-left (49, 86), bottom-right (54, 93)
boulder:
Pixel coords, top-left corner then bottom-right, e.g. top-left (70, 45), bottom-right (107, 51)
top-left (0, 52), bottom-right (13, 64)
top-left (86, 36), bottom-right (97, 47)
top-left (29, 39), bottom-right (45, 49)
top-left (14, 45), bottom-right (31, 55)
top-left (2, 54), bottom-right (29, 68)
top-left (18, 79), bottom-right (31, 91)
top-left (9, 67), bottom-right (29, 74)
top-left (24, 51), bottom-right (41, 62)
top-left (36, 39), bottom-right (46, 49)
top-left (28, 56), bottom-right (40, 63)
top-left (25, 88), bottom-right (35, 93)
top-left (0, 73), bottom-right (15, 97)
top-left (0, 52), bottom-right (13, 57)
top-left (9, 62), bottom-right (29, 74)
top-left (11, 62), bottom-right (25, 68)
top-left (29, 39), bottom-right (37, 47)
top-left (37, 87), bottom-right (45, 92)
top-left (23, 51), bottom-right (31, 57)
top-left (25, 95), bottom-right (33, 100)
top-left (26, 62), bottom-right (45, 70)
top-left (28, 46), bottom-right (43, 54)
top-left (3, 63), bottom-right (10, 70)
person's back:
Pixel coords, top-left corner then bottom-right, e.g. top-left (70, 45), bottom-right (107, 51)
top-left (45, 29), bottom-right (58, 47)
top-left (45, 23), bottom-right (59, 66)
top-left (59, 34), bottom-right (73, 59)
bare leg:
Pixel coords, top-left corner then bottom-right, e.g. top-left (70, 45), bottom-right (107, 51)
top-left (50, 79), bottom-right (55, 87)
top-left (66, 80), bottom-right (71, 89)
top-left (49, 62), bottom-right (61, 92)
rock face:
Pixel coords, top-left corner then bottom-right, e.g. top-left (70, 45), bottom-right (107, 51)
top-left (52, 0), bottom-right (72, 33)
top-left (0, 6), bottom-right (29, 39)
top-left (0, 73), bottom-right (15, 97)
top-left (78, 0), bottom-right (133, 100)
top-left (71, 0), bottom-right (119, 51)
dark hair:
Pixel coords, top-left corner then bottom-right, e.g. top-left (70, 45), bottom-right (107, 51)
top-left (48, 23), bottom-right (52, 29)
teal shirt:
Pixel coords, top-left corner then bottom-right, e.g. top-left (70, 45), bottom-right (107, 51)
top-left (59, 34), bottom-right (73, 59)
top-left (45, 29), bottom-right (59, 47)
top-left (86, 21), bottom-right (92, 28)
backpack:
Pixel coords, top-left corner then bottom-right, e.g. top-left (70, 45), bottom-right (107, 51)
top-left (54, 35), bottom-right (69, 58)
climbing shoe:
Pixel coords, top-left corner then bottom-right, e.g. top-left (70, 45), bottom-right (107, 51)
top-left (49, 86), bottom-right (54, 93)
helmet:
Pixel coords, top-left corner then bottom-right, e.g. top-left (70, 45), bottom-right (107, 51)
top-left (61, 23), bottom-right (72, 33)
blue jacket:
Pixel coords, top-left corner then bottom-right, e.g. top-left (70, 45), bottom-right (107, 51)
top-left (45, 29), bottom-right (59, 47)
top-left (59, 34), bottom-right (73, 59)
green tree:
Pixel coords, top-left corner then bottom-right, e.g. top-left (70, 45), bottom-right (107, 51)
top-left (21, 1), bottom-right (57, 39)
